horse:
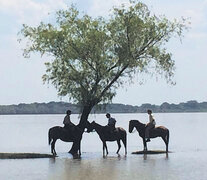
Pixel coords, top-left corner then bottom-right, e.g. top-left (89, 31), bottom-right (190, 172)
top-left (48, 123), bottom-right (86, 156)
top-left (87, 121), bottom-right (127, 156)
top-left (128, 120), bottom-right (169, 152)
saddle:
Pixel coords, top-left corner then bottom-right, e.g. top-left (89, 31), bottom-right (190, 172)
top-left (63, 125), bottom-right (77, 137)
top-left (104, 126), bottom-right (117, 136)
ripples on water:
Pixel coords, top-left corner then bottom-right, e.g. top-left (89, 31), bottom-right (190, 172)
top-left (0, 113), bottom-right (207, 180)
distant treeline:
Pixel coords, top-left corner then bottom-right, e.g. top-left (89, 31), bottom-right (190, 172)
top-left (0, 100), bottom-right (207, 115)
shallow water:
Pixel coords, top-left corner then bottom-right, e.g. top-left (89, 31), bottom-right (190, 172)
top-left (0, 113), bottom-right (207, 180)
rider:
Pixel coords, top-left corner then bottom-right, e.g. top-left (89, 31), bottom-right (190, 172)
top-left (106, 113), bottom-right (116, 133)
top-left (63, 110), bottom-right (75, 131)
top-left (145, 109), bottom-right (156, 142)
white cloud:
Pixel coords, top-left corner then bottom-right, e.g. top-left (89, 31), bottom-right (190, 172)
top-left (0, 0), bottom-right (68, 25)
top-left (87, 0), bottom-right (129, 17)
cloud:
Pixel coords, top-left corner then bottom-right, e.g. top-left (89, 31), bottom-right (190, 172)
top-left (0, 0), bottom-right (68, 25)
top-left (87, 0), bottom-right (129, 17)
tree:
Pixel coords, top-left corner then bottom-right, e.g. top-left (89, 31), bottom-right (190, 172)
top-left (19, 1), bottom-right (187, 152)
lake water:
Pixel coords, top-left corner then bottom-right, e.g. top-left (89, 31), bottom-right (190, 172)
top-left (0, 113), bottom-right (207, 180)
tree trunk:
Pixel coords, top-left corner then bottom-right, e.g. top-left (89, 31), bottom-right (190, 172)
top-left (79, 104), bottom-right (93, 125)
top-left (69, 104), bottom-right (94, 155)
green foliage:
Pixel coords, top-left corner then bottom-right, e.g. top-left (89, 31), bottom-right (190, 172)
top-left (19, 1), bottom-right (188, 107)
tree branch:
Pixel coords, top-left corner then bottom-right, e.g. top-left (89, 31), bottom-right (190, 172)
top-left (53, 42), bottom-right (87, 92)
top-left (68, 40), bottom-right (97, 72)
top-left (96, 63), bottom-right (129, 103)
top-left (135, 33), bottom-right (166, 59)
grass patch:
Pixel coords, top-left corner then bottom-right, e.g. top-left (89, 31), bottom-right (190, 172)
top-left (0, 153), bottom-right (55, 159)
top-left (132, 150), bottom-right (170, 154)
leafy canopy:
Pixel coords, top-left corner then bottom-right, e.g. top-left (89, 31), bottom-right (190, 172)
top-left (20, 1), bottom-right (188, 106)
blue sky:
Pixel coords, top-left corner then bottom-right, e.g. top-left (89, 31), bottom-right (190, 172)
top-left (0, 0), bottom-right (207, 106)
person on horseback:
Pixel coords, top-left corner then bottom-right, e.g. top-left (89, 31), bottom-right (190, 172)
top-left (145, 109), bottom-right (156, 142)
top-left (63, 110), bottom-right (75, 131)
top-left (106, 113), bottom-right (116, 133)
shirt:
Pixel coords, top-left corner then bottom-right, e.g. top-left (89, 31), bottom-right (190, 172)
top-left (63, 115), bottom-right (71, 125)
top-left (149, 114), bottom-right (156, 125)
top-left (108, 117), bottom-right (116, 126)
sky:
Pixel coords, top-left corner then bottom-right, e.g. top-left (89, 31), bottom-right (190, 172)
top-left (0, 0), bottom-right (207, 106)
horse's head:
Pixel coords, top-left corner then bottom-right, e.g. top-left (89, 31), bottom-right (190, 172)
top-left (86, 121), bottom-right (95, 133)
top-left (129, 120), bottom-right (145, 133)
top-left (129, 120), bottom-right (135, 133)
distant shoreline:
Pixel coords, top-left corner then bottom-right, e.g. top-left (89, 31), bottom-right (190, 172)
top-left (1, 100), bottom-right (207, 115)
top-left (0, 112), bottom-right (207, 116)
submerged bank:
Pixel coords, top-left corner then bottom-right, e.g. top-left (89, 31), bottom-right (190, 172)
top-left (0, 153), bottom-right (54, 159)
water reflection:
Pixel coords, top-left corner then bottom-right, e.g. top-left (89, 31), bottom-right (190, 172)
top-left (46, 153), bottom-right (174, 180)
top-left (143, 152), bottom-right (169, 160)
top-left (48, 155), bottom-right (128, 180)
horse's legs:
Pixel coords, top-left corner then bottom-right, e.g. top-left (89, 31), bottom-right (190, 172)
top-left (143, 138), bottom-right (147, 151)
top-left (116, 140), bottom-right (121, 154)
top-left (105, 143), bottom-right (108, 155)
top-left (103, 141), bottom-right (108, 155)
top-left (162, 136), bottom-right (169, 152)
top-left (121, 135), bottom-right (127, 155)
top-left (51, 139), bottom-right (57, 156)
top-left (102, 141), bottom-right (105, 157)
top-left (78, 140), bottom-right (81, 156)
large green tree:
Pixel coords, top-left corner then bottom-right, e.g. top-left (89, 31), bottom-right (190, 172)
top-left (20, 1), bottom-right (187, 124)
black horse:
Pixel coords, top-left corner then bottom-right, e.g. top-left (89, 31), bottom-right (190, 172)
top-left (48, 123), bottom-right (86, 156)
top-left (129, 120), bottom-right (169, 152)
top-left (87, 121), bottom-right (127, 156)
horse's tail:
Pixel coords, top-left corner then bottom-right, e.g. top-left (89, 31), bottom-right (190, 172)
top-left (124, 132), bottom-right (127, 147)
top-left (122, 130), bottom-right (127, 154)
top-left (166, 129), bottom-right (170, 144)
top-left (48, 129), bottom-right (52, 145)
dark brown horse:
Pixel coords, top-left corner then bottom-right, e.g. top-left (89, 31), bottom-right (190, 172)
top-left (129, 120), bottom-right (169, 152)
top-left (87, 121), bottom-right (127, 156)
top-left (48, 124), bottom-right (86, 156)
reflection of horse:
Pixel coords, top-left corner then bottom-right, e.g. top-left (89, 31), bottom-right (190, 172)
top-left (87, 121), bottom-right (127, 156)
top-left (48, 124), bottom-right (85, 156)
top-left (129, 120), bottom-right (169, 152)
